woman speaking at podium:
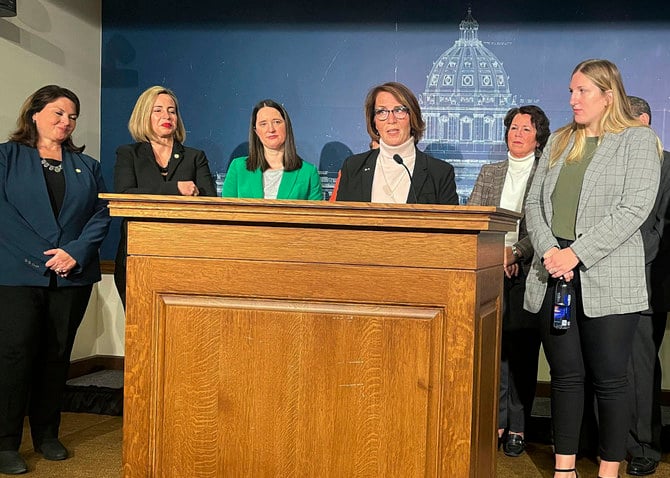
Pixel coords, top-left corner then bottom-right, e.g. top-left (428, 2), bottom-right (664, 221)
top-left (333, 81), bottom-right (458, 205)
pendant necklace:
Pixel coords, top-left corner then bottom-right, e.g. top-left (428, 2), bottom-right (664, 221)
top-left (41, 158), bottom-right (62, 173)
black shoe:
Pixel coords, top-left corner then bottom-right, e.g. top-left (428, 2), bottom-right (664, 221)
top-left (34, 438), bottom-right (68, 461)
top-left (626, 456), bottom-right (658, 476)
top-left (503, 433), bottom-right (525, 457)
top-left (497, 429), bottom-right (507, 450)
top-left (0, 451), bottom-right (27, 474)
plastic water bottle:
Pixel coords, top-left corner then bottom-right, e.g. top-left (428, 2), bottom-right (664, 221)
top-left (553, 279), bottom-right (573, 330)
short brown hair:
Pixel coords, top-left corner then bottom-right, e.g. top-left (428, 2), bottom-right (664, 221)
top-left (364, 82), bottom-right (425, 144)
top-left (9, 85), bottom-right (84, 153)
top-left (503, 105), bottom-right (551, 158)
top-left (127, 86), bottom-right (186, 143)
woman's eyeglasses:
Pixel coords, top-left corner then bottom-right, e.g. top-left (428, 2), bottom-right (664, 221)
top-left (374, 106), bottom-right (409, 121)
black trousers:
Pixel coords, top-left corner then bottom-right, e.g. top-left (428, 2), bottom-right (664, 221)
top-left (0, 282), bottom-right (92, 450)
top-left (538, 268), bottom-right (639, 462)
top-left (626, 310), bottom-right (667, 460)
top-left (113, 220), bottom-right (127, 308)
top-left (499, 271), bottom-right (541, 433)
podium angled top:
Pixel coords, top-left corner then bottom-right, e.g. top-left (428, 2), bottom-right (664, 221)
top-left (100, 194), bottom-right (519, 233)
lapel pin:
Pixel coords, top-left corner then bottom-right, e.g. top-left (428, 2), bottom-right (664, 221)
top-left (75, 168), bottom-right (81, 173)
top-left (364, 167), bottom-right (371, 171)
top-left (174, 153), bottom-right (180, 159)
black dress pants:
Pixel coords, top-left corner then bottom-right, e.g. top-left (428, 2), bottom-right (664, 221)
top-left (538, 269), bottom-right (639, 462)
top-left (626, 310), bottom-right (666, 460)
top-left (0, 282), bottom-right (92, 450)
top-left (499, 270), bottom-right (541, 433)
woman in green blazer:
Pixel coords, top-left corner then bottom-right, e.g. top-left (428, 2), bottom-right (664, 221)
top-left (222, 99), bottom-right (322, 200)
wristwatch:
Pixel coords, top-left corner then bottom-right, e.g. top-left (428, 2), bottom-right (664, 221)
top-left (511, 245), bottom-right (522, 260)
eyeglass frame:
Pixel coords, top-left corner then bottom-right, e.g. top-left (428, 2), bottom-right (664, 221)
top-left (374, 106), bottom-right (410, 121)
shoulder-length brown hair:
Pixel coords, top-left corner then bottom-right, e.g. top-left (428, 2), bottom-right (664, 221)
top-left (364, 82), bottom-right (426, 145)
top-left (9, 85), bottom-right (85, 153)
top-left (247, 99), bottom-right (301, 172)
top-left (127, 86), bottom-right (186, 143)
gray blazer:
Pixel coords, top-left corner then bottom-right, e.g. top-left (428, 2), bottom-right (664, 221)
top-left (468, 158), bottom-right (538, 267)
top-left (524, 127), bottom-right (661, 317)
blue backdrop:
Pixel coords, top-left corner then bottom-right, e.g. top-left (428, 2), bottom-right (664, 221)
top-left (100, 0), bottom-right (670, 258)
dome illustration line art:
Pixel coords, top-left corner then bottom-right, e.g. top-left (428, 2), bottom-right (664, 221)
top-left (419, 8), bottom-right (517, 203)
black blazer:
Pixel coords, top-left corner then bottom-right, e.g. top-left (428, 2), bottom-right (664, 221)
top-left (114, 141), bottom-right (216, 196)
top-left (647, 150), bottom-right (670, 312)
top-left (334, 148), bottom-right (459, 205)
top-left (113, 141), bottom-right (216, 305)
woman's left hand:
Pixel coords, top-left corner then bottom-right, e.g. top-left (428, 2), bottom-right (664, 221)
top-left (543, 247), bottom-right (579, 280)
top-left (504, 262), bottom-right (519, 279)
top-left (44, 248), bottom-right (77, 277)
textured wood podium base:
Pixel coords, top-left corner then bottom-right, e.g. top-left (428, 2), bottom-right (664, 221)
top-left (103, 195), bottom-right (518, 477)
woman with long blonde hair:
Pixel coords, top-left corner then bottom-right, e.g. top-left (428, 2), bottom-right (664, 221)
top-left (523, 59), bottom-right (662, 478)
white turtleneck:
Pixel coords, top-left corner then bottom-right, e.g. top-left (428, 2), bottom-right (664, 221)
top-left (371, 137), bottom-right (416, 203)
top-left (500, 150), bottom-right (535, 246)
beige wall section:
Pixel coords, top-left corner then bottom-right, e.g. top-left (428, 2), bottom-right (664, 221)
top-left (72, 275), bottom-right (125, 360)
top-left (0, 1), bottom-right (126, 360)
top-left (0, 0), bottom-right (101, 156)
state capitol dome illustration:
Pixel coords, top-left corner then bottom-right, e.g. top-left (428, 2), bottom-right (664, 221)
top-left (419, 8), bottom-right (517, 203)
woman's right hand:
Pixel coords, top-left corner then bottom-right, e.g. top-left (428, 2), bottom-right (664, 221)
top-left (177, 180), bottom-right (199, 196)
top-left (543, 246), bottom-right (578, 282)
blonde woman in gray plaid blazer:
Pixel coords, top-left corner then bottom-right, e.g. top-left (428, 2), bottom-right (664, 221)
top-left (523, 59), bottom-right (662, 478)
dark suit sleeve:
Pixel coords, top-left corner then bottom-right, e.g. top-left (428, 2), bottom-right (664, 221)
top-left (434, 161), bottom-right (459, 205)
top-left (193, 149), bottom-right (216, 197)
top-left (333, 156), bottom-right (355, 202)
top-left (0, 146), bottom-right (53, 275)
top-left (61, 159), bottom-right (111, 273)
top-left (641, 152), bottom-right (670, 264)
top-left (114, 144), bottom-right (179, 195)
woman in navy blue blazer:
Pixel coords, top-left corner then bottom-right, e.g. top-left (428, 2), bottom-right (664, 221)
top-left (113, 86), bottom-right (216, 306)
top-left (0, 85), bottom-right (111, 474)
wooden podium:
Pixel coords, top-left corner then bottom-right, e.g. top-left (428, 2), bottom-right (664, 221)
top-left (103, 195), bottom-right (518, 478)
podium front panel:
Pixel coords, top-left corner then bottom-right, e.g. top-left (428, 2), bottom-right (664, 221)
top-left (104, 197), bottom-right (518, 478)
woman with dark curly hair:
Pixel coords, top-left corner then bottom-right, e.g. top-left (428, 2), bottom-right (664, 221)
top-left (468, 104), bottom-right (550, 458)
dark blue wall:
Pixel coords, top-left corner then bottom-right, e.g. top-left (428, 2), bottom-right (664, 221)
top-left (100, 0), bottom-right (670, 258)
